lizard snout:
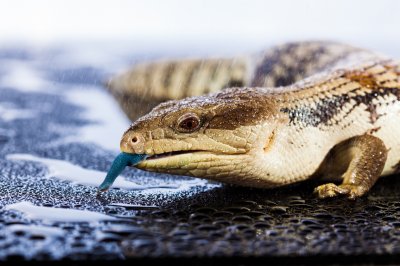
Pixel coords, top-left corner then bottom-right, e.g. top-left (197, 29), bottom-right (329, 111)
top-left (120, 131), bottom-right (145, 154)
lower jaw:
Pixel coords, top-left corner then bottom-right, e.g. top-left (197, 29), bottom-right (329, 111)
top-left (136, 151), bottom-right (218, 170)
top-left (136, 150), bottom-right (251, 173)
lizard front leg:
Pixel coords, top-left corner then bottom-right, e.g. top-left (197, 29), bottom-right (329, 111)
top-left (314, 134), bottom-right (388, 199)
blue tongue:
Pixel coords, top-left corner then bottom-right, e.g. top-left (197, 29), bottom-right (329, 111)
top-left (98, 153), bottom-right (147, 192)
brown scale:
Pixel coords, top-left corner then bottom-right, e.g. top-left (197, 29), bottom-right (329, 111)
top-left (280, 63), bottom-right (400, 128)
top-left (345, 70), bottom-right (378, 88)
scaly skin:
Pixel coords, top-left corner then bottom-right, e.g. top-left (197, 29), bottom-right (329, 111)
top-left (111, 41), bottom-right (400, 199)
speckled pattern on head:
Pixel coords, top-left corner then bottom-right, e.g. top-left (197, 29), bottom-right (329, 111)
top-left (110, 41), bottom-right (400, 199)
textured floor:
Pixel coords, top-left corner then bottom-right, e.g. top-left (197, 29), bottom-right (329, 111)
top-left (0, 46), bottom-right (400, 265)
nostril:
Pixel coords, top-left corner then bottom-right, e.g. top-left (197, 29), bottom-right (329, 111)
top-left (121, 132), bottom-right (144, 153)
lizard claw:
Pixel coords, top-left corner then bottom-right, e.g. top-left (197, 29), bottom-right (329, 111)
top-left (314, 183), bottom-right (358, 199)
top-left (314, 183), bottom-right (349, 199)
top-left (314, 183), bottom-right (367, 199)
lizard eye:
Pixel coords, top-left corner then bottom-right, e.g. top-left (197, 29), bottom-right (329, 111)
top-left (177, 113), bottom-right (201, 133)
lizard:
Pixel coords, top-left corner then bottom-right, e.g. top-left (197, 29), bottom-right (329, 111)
top-left (105, 41), bottom-right (400, 199)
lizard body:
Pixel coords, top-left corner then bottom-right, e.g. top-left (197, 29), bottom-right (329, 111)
top-left (109, 41), bottom-right (400, 198)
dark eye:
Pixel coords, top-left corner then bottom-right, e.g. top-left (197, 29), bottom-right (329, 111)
top-left (177, 113), bottom-right (201, 132)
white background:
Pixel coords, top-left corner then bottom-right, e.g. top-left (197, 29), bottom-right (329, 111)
top-left (0, 0), bottom-right (399, 56)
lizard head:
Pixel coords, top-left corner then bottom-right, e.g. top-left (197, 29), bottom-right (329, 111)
top-left (120, 87), bottom-right (282, 187)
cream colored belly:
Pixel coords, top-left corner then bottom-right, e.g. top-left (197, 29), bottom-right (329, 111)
top-left (259, 99), bottom-right (400, 185)
top-left (321, 98), bottom-right (400, 176)
top-left (375, 106), bottom-right (400, 175)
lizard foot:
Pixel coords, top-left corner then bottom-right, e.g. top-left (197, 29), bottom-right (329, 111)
top-left (314, 183), bottom-right (366, 199)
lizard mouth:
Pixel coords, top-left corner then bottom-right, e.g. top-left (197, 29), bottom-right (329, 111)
top-left (137, 150), bottom-right (222, 171)
top-left (145, 150), bottom-right (205, 160)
